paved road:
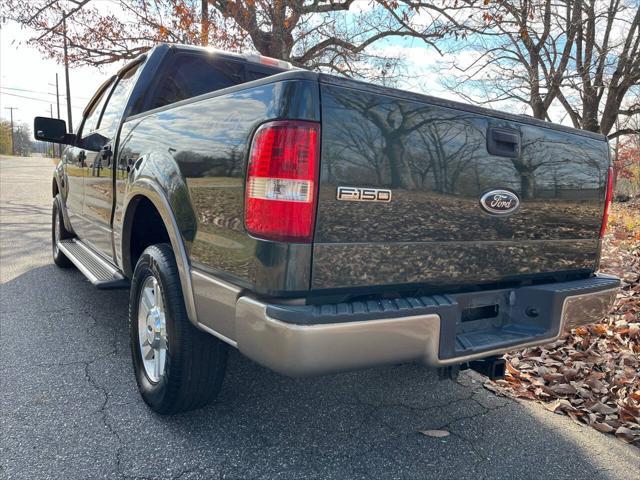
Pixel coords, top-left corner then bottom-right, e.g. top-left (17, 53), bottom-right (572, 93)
top-left (1, 155), bottom-right (638, 480)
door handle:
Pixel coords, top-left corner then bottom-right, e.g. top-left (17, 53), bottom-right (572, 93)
top-left (487, 127), bottom-right (520, 157)
top-left (134, 156), bottom-right (144, 170)
top-left (100, 145), bottom-right (113, 160)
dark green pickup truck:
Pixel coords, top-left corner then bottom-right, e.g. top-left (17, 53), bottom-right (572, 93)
top-left (35, 44), bottom-right (619, 414)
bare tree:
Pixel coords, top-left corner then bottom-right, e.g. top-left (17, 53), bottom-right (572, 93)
top-left (565, 1), bottom-right (640, 138)
top-left (411, 118), bottom-right (482, 193)
top-left (443, 0), bottom-right (640, 138)
top-left (333, 120), bottom-right (389, 184)
top-left (2, 0), bottom-right (470, 82)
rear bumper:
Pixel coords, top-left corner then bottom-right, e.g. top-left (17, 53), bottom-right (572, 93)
top-left (234, 275), bottom-right (619, 376)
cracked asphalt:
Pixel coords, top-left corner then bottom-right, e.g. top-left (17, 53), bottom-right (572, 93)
top-left (1, 155), bottom-right (639, 480)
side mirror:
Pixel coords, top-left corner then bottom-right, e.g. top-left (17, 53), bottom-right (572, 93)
top-left (34, 117), bottom-right (76, 145)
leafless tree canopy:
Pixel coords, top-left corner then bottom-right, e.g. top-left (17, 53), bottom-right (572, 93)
top-left (4, 0), bottom-right (637, 138)
top-left (443, 0), bottom-right (640, 138)
top-left (1, 0), bottom-right (478, 84)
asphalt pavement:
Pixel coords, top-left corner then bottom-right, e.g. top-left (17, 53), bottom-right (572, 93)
top-left (1, 155), bottom-right (639, 480)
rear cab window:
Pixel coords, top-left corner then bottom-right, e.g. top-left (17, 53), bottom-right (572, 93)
top-left (141, 50), bottom-right (285, 113)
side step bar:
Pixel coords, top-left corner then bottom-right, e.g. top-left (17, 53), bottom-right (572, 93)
top-left (57, 239), bottom-right (129, 289)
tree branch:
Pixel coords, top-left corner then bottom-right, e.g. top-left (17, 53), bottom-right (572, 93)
top-left (608, 128), bottom-right (640, 140)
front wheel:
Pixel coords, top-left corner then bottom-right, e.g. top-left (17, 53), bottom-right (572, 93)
top-left (52, 195), bottom-right (73, 268)
top-left (129, 243), bottom-right (228, 414)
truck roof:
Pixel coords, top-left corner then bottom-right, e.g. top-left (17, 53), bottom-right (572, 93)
top-left (163, 43), bottom-right (294, 70)
top-left (121, 43), bottom-right (606, 142)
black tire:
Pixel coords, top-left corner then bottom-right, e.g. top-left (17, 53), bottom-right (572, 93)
top-left (129, 243), bottom-right (228, 414)
top-left (52, 195), bottom-right (73, 268)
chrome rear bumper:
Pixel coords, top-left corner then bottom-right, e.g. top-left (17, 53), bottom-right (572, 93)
top-left (232, 276), bottom-right (619, 377)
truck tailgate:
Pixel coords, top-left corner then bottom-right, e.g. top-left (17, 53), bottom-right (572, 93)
top-left (312, 77), bottom-right (610, 291)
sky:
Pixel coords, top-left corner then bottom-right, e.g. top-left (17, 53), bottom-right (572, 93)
top-left (0, 0), bottom-right (470, 132)
top-left (0, 21), bottom-right (125, 129)
top-left (0, 3), bottom-right (564, 131)
top-left (0, 19), bottom-right (466, 131)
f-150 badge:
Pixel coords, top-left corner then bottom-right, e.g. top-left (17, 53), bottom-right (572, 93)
top-left (336, 186), bottom-right (392, 202)
top-left (479, 189), bottom-right (520, 215)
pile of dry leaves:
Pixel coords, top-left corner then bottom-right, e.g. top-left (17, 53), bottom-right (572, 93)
top-left (486, 199), bottom-right (640, 446)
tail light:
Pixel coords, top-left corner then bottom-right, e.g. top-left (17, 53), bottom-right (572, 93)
top-left (245, 120), bottom-right (320, 243)
top-left (599, 166), bottom-right (614, 238)
top-left (245, 53), bottom-right (292, 69)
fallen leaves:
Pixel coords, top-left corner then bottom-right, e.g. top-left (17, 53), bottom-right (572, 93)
top-left (550, 383), bottom-right (578, 395)
top-left (486, 200), bottom-right (640, 447)
top-left (419, 429), bottom-right (450, 438)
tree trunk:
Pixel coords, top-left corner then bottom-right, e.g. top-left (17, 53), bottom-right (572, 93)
top-left (385, 140), bottom-right (416, 190)
top-left (520, 173), bottom-right (536, 199)
top-left (201, 0), bottom-right (209, 46)
top-left (530, 97), bottom-right (546, 120)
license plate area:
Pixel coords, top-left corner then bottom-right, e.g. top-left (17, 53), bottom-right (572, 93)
top-left (438, 287), bottom-right (560, 360)
top-left (461, 304), bottom-right (500, 323)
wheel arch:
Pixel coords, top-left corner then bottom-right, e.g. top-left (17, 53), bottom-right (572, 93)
top-left (52, 172), bottom-right (75, 235)
top-left (52, 177), bottom-right (59, 197)
top-left (120, 180), bottom-right (198, 327)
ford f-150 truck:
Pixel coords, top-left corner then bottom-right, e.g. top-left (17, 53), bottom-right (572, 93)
top-left (35, 44), bottom-right (620, 414)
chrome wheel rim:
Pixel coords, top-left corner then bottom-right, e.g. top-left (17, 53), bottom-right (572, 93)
top-left (137, 275), bottom-right (167, 383)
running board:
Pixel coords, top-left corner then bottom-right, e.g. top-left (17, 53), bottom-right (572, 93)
top-left (57, 239), bottom-right (129, 289)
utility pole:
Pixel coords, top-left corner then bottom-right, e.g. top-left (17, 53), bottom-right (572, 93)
top-left (55, 73), bottom-right (61, 156)
top-left (4, 106), bottom-right (17, 156)
top-left (48, 73), bottom-right (63, 156)
top-left (50, 104), bottom-right (55, 158)
top-left (55, 73), bottom-right (61, 120)
top-left (62, 11), bottom-right (73, 133)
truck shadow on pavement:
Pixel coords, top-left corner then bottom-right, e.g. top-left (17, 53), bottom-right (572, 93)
top-left (2, 264), bottom-right (639, 480)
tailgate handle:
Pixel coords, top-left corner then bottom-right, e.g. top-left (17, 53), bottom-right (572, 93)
top-left (487, 127), bottom-right (520, 157)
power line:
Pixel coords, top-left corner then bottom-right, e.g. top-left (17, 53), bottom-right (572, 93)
top-left (0, 86), bottom-right (88, 100)
top-left (2, 86), bottom-right (53, 95)
top-left (0, 91), bottom-right (83, 109)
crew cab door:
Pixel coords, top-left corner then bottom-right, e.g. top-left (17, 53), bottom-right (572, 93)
top-left (83, 63), bottom-right (140, 260)
top-left (64, 77), bottom-right (114, 237)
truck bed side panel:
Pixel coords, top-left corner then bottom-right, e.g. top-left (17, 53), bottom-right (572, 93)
top-left (114, 78), bottom-right (320, 294)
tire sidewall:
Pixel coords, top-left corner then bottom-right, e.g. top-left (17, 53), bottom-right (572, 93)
top-left (129, 247), bottom-right (179, 411)
top-left (52, 197), bottom-right (59, 256)
top-left (129, 243), bottom-right (227, 414)
top-left (52, 195), bottom-right (72, 266)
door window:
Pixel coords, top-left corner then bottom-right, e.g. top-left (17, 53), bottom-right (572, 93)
top-left (99, 65), bottom-right (140, 136)
top-left (81, 80), bottom-right (114, 138)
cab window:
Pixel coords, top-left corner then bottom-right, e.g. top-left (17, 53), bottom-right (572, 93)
top-left (148, 54), bottom-right (244, 110)
top-left (81, 80), bottom-right (113, 139)
top-left (99, 65), bottom-right (140, 136)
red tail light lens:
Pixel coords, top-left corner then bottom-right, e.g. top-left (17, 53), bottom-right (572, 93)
top-left (245, 120), bottom-right (320, 243)
top-left (599, 166), bottom-right (614, 238)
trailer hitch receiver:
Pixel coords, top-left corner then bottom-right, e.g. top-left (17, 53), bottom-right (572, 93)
top-left (467, 356), bottom-right (506, 380)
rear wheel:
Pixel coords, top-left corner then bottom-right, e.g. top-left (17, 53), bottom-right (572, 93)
top-left (52, 195), bottom-right (73, 268)
top-left (129, 243), bottom-right (228, 414)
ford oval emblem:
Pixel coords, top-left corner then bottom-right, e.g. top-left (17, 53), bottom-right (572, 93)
top-left (479, 189), bottom-right (520, 215)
